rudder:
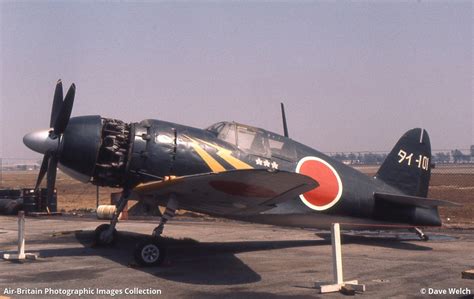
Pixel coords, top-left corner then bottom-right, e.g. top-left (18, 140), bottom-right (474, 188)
top-left (375, 128), bottom-right (431, 197)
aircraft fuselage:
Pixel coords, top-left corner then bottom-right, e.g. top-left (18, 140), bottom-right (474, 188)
top-left (56, 116), bottom-right (440, 228)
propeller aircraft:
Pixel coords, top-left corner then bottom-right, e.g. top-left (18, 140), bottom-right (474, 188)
top-left (23, 80), bottom-right (459, 266)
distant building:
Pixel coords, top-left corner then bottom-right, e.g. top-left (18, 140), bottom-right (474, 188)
top-left (1, 164), bottom-right (39, 171)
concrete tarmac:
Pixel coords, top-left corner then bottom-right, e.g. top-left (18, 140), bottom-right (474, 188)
top-left (0, 215), bottom-right (473, 298)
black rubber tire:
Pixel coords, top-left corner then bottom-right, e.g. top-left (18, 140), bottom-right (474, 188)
top-left (134, 239), bottom-right (166, 267)
top-left (94, 224), bottom-right (117, 246)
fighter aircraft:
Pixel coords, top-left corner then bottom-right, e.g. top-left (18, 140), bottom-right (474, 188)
top-left (23, 80), bottom-right (459, 266)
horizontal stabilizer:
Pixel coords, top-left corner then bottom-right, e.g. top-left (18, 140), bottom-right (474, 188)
top-left (374, 192), bottom-right (461, 208)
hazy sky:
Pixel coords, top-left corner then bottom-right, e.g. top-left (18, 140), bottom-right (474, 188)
top-left (1, 1), bottom-right (472, 160)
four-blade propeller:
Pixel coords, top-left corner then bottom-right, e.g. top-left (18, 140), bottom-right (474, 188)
top-left (31, 80), bottom-right (76, 206)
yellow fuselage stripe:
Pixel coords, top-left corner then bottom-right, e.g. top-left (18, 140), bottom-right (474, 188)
top-left (196, 138), bottom-right (253, 170)
top-left (188, 139), bottom-right (226, 172)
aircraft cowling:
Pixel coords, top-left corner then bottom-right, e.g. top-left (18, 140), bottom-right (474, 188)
top-left (58, 115), bottom-right (133, 187)
top-left (124, 119), bottom-right (177, 184)
top-left (59, 116), bottom-right (181, 188)
top-left (91, 117), bottom-right (132, 187)
top-left (59, 115), bottom-right (103, 182)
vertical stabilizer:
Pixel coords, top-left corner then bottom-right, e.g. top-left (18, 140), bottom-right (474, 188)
top-left (375, 128), bottom-right (431, 197)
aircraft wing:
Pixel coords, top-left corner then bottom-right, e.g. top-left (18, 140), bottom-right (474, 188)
top-left (133, 169), bottom-right (318, 216)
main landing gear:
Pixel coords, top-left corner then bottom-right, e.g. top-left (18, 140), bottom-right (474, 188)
top-left (94, 189), bottom-right (130, 246)
top-left (132, 195), bottom-right (177, 266)
top-left (152, 195), bottom-right (178, 237)
top-left (93, 192), bottom-right (177, 267)
top-left (134, 238), bottom-right (166, 266)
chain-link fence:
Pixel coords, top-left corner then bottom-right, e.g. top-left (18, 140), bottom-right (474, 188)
top-left (325, 148), bottom-right (474, 166)
top-left (325, 149), bottom-right (473, 196)
top-left (1, 152), bottom-right (473, 223)
top-left (326, 149), bottom-right (473, 225)
top-left (1, 151), bottom-right (473, 187)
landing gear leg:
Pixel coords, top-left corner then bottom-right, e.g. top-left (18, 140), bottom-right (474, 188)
top-left (94, 189), bottom-right (130, 246)
top-left (152, 194), bottom-right (178, 238)
top-left (413, 227), bottom-right (429, 241)
top-left (133, 194), bottom-right (177, 267)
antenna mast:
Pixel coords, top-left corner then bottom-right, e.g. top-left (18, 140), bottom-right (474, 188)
top-left (281, 102), bottom-right (289, 138)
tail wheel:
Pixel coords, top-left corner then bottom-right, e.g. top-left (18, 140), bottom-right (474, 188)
top-left (134, 239), bottom-right (166, 267)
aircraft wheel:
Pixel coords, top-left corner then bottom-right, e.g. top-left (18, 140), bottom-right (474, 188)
top-left (134, 239), bottom-right (166, 267)
top-left (94, 224), bottom-right (117, 246)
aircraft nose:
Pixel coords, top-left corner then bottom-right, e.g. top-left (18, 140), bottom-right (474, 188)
top-left (23, 129), bottom-right (58, 154)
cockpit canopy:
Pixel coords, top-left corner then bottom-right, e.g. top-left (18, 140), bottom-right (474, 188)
top-left (206, 122), bottom-right (297, 161)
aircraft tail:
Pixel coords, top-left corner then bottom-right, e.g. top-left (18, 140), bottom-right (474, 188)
top-left (375, 128), bottom-right (431, 197)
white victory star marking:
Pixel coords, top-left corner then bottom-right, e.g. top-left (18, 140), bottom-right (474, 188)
top-left (271, 161), bottom-right (279, 169)
top-left (263, 160), bottom-right (271, 167)
top-left (255, 158), bottom-right (263, 165)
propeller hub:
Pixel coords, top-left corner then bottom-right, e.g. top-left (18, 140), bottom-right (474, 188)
top-left (23, 129), bottom-right (60, 154)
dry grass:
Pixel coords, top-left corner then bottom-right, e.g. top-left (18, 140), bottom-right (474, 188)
top-left (430, 173), bottom-right (474, 226)
top-left (1, 167), bottom-right (472, 226)
top-left (0, 170), bottom-right (117, 212)
top-left (357, 167), bottom-right (474, 227)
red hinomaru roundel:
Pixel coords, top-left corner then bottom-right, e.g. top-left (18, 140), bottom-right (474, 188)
top-left (295, 156), bottom-right (343, 211)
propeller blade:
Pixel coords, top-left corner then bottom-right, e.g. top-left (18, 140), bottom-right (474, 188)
top-left (50, 79), bottom-right (63, 128)
top-left (53, 83), bottom-right (75, 135)
top-left (34, 152), bottom-right (51, 191)
top-left (46, 155), bottom-right (58, 211)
